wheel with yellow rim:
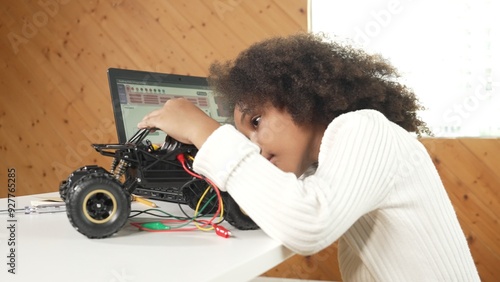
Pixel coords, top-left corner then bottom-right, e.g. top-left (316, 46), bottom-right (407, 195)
top-left (65, 172), bottom-right (130, 238)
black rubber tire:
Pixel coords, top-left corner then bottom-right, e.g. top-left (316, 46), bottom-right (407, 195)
top-left (59, 180), bottom-right (70, 201)
top-left (59, 166), bottom-right (87, 200)
top-left (59, 166), bottom-right (102, 200)
top-left (65, 172), bottom-right (131, 239)
top-left (222, 193), bottom-right (259, 230)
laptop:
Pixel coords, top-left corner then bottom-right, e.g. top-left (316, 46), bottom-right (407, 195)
top-left (107, 67), bottom-right (230, 144)
top-left (106, 68), bottom-right (230, 203)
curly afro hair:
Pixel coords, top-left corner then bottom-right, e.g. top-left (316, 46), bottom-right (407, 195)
top-left (208, 33), bottom-right (430, 136)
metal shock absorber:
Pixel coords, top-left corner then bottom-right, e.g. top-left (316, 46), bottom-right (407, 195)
top-left (110, 157), bottom-right (118, 175)
top-left (113, 159), bottom-right (129, 180)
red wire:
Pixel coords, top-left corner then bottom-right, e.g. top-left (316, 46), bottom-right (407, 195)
top-left (129, 154), bottom-right (226, 234)
top-left (177, 153), bottom-right (223, 224)
top-left (178, 155), bottom-right (201, 178)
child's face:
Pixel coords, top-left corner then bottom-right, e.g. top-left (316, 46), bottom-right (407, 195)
top-left (234, 103), bottom-right (325, 177)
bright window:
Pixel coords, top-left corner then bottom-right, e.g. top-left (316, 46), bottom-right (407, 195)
top-left (309, 0), bottom-right (499, 137)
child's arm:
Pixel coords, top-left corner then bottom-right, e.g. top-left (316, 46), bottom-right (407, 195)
top-left (193, 110), bottom-right (399, 255)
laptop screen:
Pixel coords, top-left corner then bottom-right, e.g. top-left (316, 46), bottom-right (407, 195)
top-left (107, 68), bottom-right (230, 144)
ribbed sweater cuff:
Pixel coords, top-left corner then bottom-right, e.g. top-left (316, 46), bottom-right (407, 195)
top-left (192, 124), bottom-right (260, 190)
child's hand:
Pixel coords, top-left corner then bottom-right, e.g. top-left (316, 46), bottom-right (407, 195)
top-left (137, 98), bottom-right (221, 149)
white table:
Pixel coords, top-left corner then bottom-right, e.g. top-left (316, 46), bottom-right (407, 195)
top-left (0, 192), bottom-right (293, 282)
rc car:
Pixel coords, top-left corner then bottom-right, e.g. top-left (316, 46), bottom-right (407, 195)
top-left (59, 128), bottom-right (258, 238)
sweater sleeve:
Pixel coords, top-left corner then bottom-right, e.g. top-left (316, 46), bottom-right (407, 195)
top-left (193, 110), bottom-right (398, 255)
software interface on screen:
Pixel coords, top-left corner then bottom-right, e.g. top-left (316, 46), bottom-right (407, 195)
top-left (115, 78), bottom-right (230, 144)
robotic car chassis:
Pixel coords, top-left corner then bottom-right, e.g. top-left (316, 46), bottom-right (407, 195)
top-left (59, 128), bottom-right (258, 238)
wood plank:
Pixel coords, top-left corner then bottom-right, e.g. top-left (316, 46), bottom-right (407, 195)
top-left (450, 193), bottom-right (500, 282)
top-left (422, 139), bottom-right (500, 282)
top-left (272, 0), bottom-right (308, 29)
top-left (421, 139), bottom-right (500, 217)
top-left (157, 1), bottom-right (249, 59)
top-left (437, 163), bottom-right (500, 255)
top-left (433, 147), bottom-right (500, 244)
top-left (0, 56), bottom-right (74, 194)
top-left (459, 138), bottom-right (500, 181)
top-left (240, 0), bottom-right (304, 37)
top-left (126, 0), bottom-right (221, 74)
top-left (76, 0), bottom-right (206, 75)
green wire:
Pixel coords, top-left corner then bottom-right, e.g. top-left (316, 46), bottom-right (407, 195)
top-left (131, 194), bottom-right (219, 230)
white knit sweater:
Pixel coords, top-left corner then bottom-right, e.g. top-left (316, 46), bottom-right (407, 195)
top-left (193, 109), bottom-right (480, 281)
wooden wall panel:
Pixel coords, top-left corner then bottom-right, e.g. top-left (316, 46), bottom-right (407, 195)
top-left (1, 1), bottom-right (498, 281)
top-left (421, 139), bottom-right (500, 282)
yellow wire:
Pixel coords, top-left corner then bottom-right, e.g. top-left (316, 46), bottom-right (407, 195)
top-left (194, 185), bottom-right (224, 231)
top-left (194, 186), bottom-right (214, 231)
top-left (188, 154), bottom-right (225, 231)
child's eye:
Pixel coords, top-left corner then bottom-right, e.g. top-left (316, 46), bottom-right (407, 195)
top-left (251, 116), bottom-right (261, 128)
